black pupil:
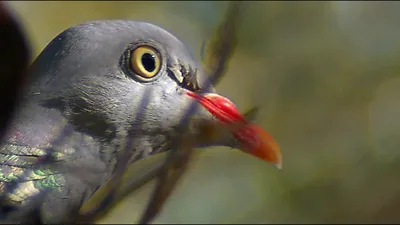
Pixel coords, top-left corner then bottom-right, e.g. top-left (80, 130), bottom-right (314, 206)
top-left (141, 53), bottom-right (156, 72)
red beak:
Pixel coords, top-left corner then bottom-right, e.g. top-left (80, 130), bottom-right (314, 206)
top-left (187, 92), bottom-right (282, 169)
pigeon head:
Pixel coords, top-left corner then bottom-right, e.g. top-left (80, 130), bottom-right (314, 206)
top-left (26, 20), bottom-right (281, 167)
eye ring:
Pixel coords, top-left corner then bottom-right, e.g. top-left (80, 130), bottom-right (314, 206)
top-left (130, 46), bottom-right (161, 79)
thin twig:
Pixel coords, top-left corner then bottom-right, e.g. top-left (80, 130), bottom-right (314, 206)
top-left (138, 1), bottom-right (247, 224)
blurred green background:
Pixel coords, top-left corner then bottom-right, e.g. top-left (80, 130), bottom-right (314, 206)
top-left (6, 1), bottom-right (400, 223)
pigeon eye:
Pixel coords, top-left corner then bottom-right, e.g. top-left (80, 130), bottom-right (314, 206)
top-left (131, 46), bottom-right (161, 78)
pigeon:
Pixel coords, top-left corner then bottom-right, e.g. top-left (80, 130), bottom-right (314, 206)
top-left (0, 20), bottom-right (281, 224)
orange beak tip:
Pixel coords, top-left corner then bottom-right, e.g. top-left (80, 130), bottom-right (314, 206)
top-left (236, 124), bottom-right (282, 170)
